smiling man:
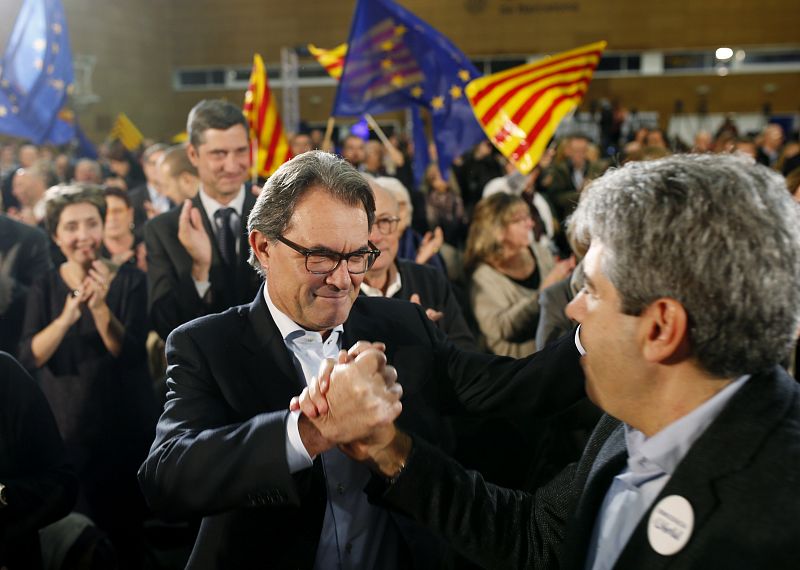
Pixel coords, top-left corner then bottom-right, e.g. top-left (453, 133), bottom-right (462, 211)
top-left (323, 153), bottom-right (800, 569)
top-left (144, 100), bottom-right (262, 340)
top-left (138, 151), bottom-right (589, 568)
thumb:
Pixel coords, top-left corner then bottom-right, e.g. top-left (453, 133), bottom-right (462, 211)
top-left (409, 293), bottom-right (421, 305)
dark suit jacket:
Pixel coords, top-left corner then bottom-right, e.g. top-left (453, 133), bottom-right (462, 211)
top-left (0, 215), bottom-right (51, 356)
top-left (128, 184), bottom-right (172, 242)
top-left (375, 365), bottom-right (800, 569)
top-left (0, 352), bottom-right (77, 570)
top-left (144, 191), bottom-right (261, 340)
top-left (138, 288), bottom-right (585, 568)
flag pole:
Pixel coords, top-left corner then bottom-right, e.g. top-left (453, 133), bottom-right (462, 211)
top-left (251, 137), bottom-right (259, 187)
top-left (365, 113), bottom-right (404, 167)
top-left (322, 116), bottom-right (336, 153)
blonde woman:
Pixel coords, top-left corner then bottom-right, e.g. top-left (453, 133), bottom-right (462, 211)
top-left (465, 192), bottom-right (574, 357)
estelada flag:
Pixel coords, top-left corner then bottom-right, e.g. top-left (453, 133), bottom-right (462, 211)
top-left (243, 53), bottom-right (291, 178)
top-left (466, 41), bottom-right (606, 175)
top-left (110, 113), bottom-right (144, 151)
top-left (308, 43), bottom-right (348, 80)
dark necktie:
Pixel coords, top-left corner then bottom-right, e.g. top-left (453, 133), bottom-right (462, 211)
top-left (214, 207), bottom-right (237, 267)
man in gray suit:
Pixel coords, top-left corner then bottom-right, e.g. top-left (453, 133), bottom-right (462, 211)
top-left (298, 153), bottom-right (800, 569)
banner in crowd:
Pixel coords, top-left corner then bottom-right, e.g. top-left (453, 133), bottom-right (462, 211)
top-left (110, 112), bottom-right (144, 150)
top-left (0, 0), bottom-right (76, 144)
top-left (243, 53), bottom-right (291, 178)
top-left (466, 41), bottom-right (607, 175)
top-left (308, 43), bottom-right (348, 80)
top-left (332, 0), bottom-right (485, 178)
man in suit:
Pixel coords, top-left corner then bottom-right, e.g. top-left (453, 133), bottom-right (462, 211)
top-left (0, 213), bottom-right (51, 356)
top-left (138, 151), bottom-right (587, 568)
top-left (300, 153), bottom-right (800, 569)
top-left (145, 100), bottom-right (262, 340)
top-left (128, 143), bottom-right (171, 239)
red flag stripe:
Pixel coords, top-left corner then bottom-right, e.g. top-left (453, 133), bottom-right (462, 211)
top-left (263, 115), bottom-right (284, 173)
top-left (471, 48), bottom-right (603, 105)
top-left (477, 65), bottom-right (595, 126)
top-left (510, 90), bottom-right (586, 161)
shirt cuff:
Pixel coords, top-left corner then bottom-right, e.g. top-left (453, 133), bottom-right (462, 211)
top-left (193, 279), bottom-right (211, 299)
top-left (285, 410), bottom-right (314, 474)
top-left (574, 324), bottom-right (586, 356)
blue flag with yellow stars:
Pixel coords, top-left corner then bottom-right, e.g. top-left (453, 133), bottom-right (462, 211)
top-left (0, 0), bottom-right (75, 144)
top-left (333, 0), bottom-right (486, 178)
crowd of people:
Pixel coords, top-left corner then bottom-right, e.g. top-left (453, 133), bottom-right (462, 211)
top-left (0, 99), bottom-right (799, 569)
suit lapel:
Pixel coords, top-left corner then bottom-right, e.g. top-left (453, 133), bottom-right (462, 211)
top-left (614, 367), bottom-right (794, 570)
top-left (561, 420), bottom-right (628, 569)
top-left (239, 284), bottom-right (307, 411)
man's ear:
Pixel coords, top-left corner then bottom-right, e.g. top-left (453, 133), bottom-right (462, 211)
top-left (249, 230), bottom-right (271, 272)
top-left (187, 144), bottom-right (200, 168)
top-left (640, 298), bottom-right (691, 364)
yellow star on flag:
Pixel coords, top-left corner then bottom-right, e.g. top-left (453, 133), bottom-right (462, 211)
top-left (34, 59), bottom-right (43, 70)
top-left (0, 106), bottom-right (6, 117)
top-left (449, 85), bottom-right (463, 99)
top-left (47, 64), bottom-right (54, 74)
top-left (410, 86), bottom-right (423, 98)
top-left (458, 69), bottom-right (471, 82)
top-left (11, 106), bottom-right (18, 114)
top-left (33, 38), bottom-right (46, 51)
top-left (52, 23), bottom-right (62, 34)
top-left (381, 40), bottom-right (394, 52)
top-left (431, 96), bottom-right (445, 110)
top-left (381, 58), bottom-right (393, 70)
top-left (391, 75), bottom-right (404, 87)
top-left (52, 43), bottom-right (60, 54)
top-left (394, 25), bottom-right (407, 37)
top-left (49, 79), bottom-right (64, 90)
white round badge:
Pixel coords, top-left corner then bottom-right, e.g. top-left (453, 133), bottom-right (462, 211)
top-left (647, 495), bottom-right (694, 556)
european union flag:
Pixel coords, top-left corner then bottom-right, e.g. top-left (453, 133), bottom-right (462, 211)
top-left (333, 0), bottom-right (486, 178)
top-left (0, 0), bottom-right (75, 144)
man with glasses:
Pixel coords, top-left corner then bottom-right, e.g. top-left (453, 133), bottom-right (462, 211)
top-left (139, 151), bottom-right (587, 568)
top-left (360, 176), bottom-right (475, 350)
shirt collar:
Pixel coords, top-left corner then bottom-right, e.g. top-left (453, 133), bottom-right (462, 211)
top-left (360, 265), bottom-right (402, 298)
top-left (262, 279), bottom-right (344, 344)
top-left (198, 184), bottom-right (246, 220)
top-left (624, 374), bottom-right (750, 478)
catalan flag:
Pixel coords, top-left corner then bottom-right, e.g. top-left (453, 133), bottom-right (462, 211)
top-left (243, 53), bottom-right (291, 178)
top-left (466, 41), bottom-right (606, 175)
top-left (308, 43), bottom-right (348, 80)
top-left (109, 112), bottom-right (144, 150)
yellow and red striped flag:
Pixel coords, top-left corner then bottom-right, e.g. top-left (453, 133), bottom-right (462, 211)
top-left (466, 41), bottom-right (606, 175)
top-left (243, 53), bottom-right (292, 178)
top-left (308, 43), bottom-right (348, 80)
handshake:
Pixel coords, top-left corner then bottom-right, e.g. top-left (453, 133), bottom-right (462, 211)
top-left (289, 342), bottom-right (411, 477)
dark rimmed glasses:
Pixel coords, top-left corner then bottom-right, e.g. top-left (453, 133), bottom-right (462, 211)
top-left (276, 236), bottom-right (381, 274)
top-left (374, 216), bottom-right (401, 235)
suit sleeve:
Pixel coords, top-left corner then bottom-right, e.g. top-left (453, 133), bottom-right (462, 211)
top-left (145, 218), bottom-right (211, 340)
top-left (137, 326), bottom-right (302, 519)
top-left (368, 434), bottom-right (576, 569)
top-left (0, 354), bottom-right (77, 545)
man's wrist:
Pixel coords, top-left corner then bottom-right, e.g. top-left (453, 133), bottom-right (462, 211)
top-left (191, 262), bottom-right (210, 282)
top-left (370, 430), bottom-right (412, 480)
top-left (297, 414), bottom-right (333, 457)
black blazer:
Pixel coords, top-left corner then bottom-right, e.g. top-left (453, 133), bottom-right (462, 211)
top-left (375, 365), bottom-right (800, 569)
top-left (144, 191), bottom-right (261, 340)
top-left (138, 287), bottom-right (585, 568)
top-left (0, 215), bottom-right (51, 356)
top-left (0, 352), bottom-right (77, 570)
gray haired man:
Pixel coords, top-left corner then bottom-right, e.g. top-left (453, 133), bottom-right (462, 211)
top-left (299, 153), bottom-right (800, 569)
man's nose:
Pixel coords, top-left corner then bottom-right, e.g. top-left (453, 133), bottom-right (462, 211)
top-left (325, 259), bottom-right (353, 289)
top-left (565, 290), bottom-right (586, 323)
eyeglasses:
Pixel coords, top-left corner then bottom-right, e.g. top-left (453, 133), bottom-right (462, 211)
top-left (276, 236), bottom-right (381, 274)
top-left (374, 216), bottom-right (401, 235)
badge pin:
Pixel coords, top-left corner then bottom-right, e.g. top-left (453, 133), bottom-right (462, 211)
top-left (647, 495), bottom-right (694, 556)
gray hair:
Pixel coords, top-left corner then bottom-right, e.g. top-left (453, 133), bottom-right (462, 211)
top-left (569, 153), bottom-right (800, 377)
top-left (247, 151), bottom-right (376, 277)
top-left (375, 176), bottom-right (412, 218)
top-left (187, 99), bottom-right (248, 148)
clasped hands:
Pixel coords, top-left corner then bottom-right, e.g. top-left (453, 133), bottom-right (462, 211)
top-left (290, 342), bottom-right (403, 463)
